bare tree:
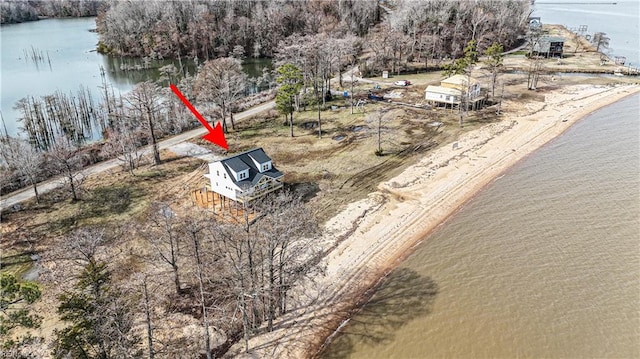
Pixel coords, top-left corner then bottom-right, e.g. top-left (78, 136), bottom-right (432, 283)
top-left (251, 191), bottom-right (321, 328)
top-left (303, 34), bottom-right (330, 139)
top-left (213, 220), bottom-right (253, 353)
top-left (126, 81), bottom-right (164, 165)
top-left (527, 56), bottom-right (543, 90)
top-left (339, 35), bottom-right (361, 115)
top-left (0, 136), bottom-right (44, 203)
top-left (279, 34), bottom-right (358, 139)
top-left (571, 31), bottom-right (584, 54)
top-left (183, 213), bottom-right (215, 359)
top-left (592, 32), bottom-right (610, 53)
top-left (469, 4), bottom-right (491, 45)
top-left (367, 23), bottom-right (395, 75)
top-left (525, 27), bottom-right (544, 91)
top-left (388, 28), bottom-right (411, 75)
top-left (193, 57), bottom-right (248, 133)
top-left (166, 73), bottom-right (197, 133)
top-left (130, 273), bottom-right (158, 359)
top-left (100, 125), bottom-right (143, 175)
top-left (142, 202), bottom-right (184, 295)
top-left (47, 137), bottom-right (83, 201)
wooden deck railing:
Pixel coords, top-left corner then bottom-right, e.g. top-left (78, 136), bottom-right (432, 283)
top-left (235, 180), bottom-right (283, 203)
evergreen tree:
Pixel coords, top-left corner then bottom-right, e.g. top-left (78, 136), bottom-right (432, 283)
top-left (52, 259), bottom-right (140, 359)
top-left (483, 42), bottom-right (504, 98)
top-left (275, 64), bottom-right (303, 137)
top-left (0, 273), bottom-right (42, 349)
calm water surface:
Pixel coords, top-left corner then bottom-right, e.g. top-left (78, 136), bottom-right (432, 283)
top-left (534, 0), bottom-right (639, 65)
top-left (1, 17), bottom-right (271, 137)
top-left (322, 92), bottom-right (640, 359)
top-left (1, 18), bottom-right (129, 136)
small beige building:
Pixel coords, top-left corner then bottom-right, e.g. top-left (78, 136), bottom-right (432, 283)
top-left (425, 74), bottom-right (483, 110)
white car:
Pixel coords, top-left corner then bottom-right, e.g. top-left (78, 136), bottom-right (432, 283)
top-left (394, 80), bottom-right (411, 86)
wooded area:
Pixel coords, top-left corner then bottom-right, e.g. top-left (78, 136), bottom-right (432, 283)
top-left (94, 0), bottom-right (528, 69)
top-left (2, 189), bottom-right (322, 358)
top-left (1, 0), bottom-right (102, 24)
top-left (95, 0), bottom-right (380, 59)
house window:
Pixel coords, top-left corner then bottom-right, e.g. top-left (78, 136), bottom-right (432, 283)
top-left (217, 170), bottom-right (219, 176)
top-left (224, 173), bottom-right (226, 179)
top-left (262, 163), bottom-right (270, 171)
top-left (239, 172), bottom-right (247, 180)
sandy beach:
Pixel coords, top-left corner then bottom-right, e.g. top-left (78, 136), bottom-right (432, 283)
top-left (225, 83), bottom-right (640, 358)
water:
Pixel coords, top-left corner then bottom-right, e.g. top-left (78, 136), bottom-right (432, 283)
top-left (323, 94), bottom-right (640, 358)
top-left (322, 1), bottom-right (640, 357)
top-left (1, 18), bottom-right (111, 137)
top-left (0, 17), bottom-right (272, 138)
top-left (534, 0), bottom-right (640, 65)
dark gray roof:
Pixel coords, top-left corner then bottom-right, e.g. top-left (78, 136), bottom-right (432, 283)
top-left (224, 157), bottom-right (250, 173)
top-left (250, 172), bottom-right (265, 186)
top-left (248, 150), bottom-right (270, 164)
top-left (250, 168), bottom-right (283, 186)
top-left (218, 148), bottom-right (283, 186)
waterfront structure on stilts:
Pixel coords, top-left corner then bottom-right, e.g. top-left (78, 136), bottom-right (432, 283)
top-left (425, 74), bottom-right (485, 111)
top-left (193, 148), bottom-right (284, 215)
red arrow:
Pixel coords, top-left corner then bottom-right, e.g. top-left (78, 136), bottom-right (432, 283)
top-left (169, 83), bottom-right (228, 150)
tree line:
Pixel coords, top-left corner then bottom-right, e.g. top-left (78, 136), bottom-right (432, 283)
top-left (95, 0), bottom-right (380, 59)
top-left (361, 0), bottom-right (529, 76)
top-left (1, 0), bottom-right (102, 25)
top-left (95, 0), bottom-right (529, 72)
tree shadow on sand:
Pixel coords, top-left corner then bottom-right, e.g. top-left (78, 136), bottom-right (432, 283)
top-left (318, 268), bottom-right (438, 358)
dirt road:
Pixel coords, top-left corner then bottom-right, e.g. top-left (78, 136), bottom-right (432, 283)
top-left (0, 101), bottom-right (275, 212)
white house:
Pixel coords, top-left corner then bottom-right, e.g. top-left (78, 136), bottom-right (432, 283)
top-left (424, 85), bottom-right (462, 105)
top-left (425, 74), bottom-right (483, 109)
top-left (204, 148), bottom-right (283, 203)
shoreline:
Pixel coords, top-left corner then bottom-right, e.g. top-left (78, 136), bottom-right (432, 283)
top-left (228, 83), bottom-right (640, 358)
